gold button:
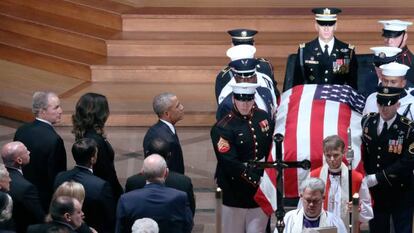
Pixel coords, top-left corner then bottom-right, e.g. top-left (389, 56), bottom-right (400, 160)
top-left (255, 142), bottom-right (258, 146)
top-left (377, 164), bottom-right (380, 167)
top-left (251, 128), bottom-right (255, 131)
top-left (249, 121), bottom-right (252, 124)
top-left (240, 141), bottom-right (243, 144)
top-left (377, 155), bottom-right (380, 159)
top-left (378, 147), bottom-right (381, 150)
top-left (325, 70), bottom-right (328, 74)
top-left (248, 177), bottom-right (251, 180)
top-left (255, 149), bottom-right (258, 153)
top-left (253, 135), bottom-right (256, 139)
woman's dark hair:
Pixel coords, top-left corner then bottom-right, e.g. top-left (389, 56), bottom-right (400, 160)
top-left (72, 93), bottom-right (109, 140)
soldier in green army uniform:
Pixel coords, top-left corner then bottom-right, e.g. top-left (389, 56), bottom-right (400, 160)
top-left (215, 29), bottom-right (279, 102)
top-left (292, 8), bottom-right (358, 89)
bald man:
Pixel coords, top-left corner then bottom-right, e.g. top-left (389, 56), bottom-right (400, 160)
top-left (1, 141), bottom-right (45, 233)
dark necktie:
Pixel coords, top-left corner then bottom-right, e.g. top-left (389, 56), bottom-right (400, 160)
top-left (323, 44), bottom-right (329, 58)
top-left (380, 122), bottom-right (388, 137)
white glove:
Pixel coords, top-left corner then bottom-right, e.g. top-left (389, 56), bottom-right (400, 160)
top-left (365, 174), bottom-right (378, 188)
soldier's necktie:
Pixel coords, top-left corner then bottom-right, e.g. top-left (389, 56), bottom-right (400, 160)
top-left (380, 121), bottom-right (388, 137)
top-left (323, 44), bottom-right (329, 58)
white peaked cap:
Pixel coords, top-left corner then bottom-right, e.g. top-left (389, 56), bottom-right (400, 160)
top-left (370, 46), bottom-right (402, 57)
top-left (231, 82), bottom-right (260, 95)
top-left (380, 62), bottom-right (410, 77)
top-left (226, 45), bottom-right (256, 61)
top-left (378, 19), bottom-right (412, 31)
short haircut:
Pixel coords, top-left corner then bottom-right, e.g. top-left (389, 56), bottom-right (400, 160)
top-left (144, 137), bottom-right (170, 159)
top-left (49, 196), bottom-right (75, 222)
top-left (300, 177), bottom-right (325, 195)
top-left (142, 154), bottom-right (167, 183)
top-left (53, 181), bottom-right (86, 204)
top-left (0, 164), bottom-right (8, 181)
top-left (132, 218), bottom-right (159, 233)
top-left (323, 135), bottom-right (345, 153)
top-left (32, 91), bottom-right (57, 116)
top-left (71, 138), bottom-right (97, 166)
top-left (152, 93), bottom-right (175, 117)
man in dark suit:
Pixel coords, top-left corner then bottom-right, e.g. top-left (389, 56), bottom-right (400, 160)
top-left (292, 8), bottom-right (358, 89)
top-left (143, 93), bottom-right (185, 174)
top-left (126, 137), bottom-right (195, 216)
top-left (116, 154), bottom-right (193, 233)
top-left (1, 141), bottom-right (45, 233)
top-left (361, 86), bottom-right (414, 233)
top-left (27, 196), bottom-right (83, 233)
top-left (54, 138), bottom-right (116, 233)
top-left (14, 91), bottom-right (67, 211)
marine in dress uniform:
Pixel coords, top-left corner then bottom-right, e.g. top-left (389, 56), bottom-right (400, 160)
top-left (379, 19), bottom-right (414, 86)
top-left (211, 82), bottom-right (274, 233)
top-left (216, 58), bottom-right (276, 124)
top-left (359, 46), bottom-right (401, 97)
top-left (363, 62), bottom-right (414, 120)
top-left (292, 8), bottom-right (358, 89)
top-left (361, 86), bottom-right (414, 233)
top-left (215, 29), bottom-right (279, 101)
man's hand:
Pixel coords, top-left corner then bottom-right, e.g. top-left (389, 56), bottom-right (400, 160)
top-left (364, 174), bottom-right (378, 188)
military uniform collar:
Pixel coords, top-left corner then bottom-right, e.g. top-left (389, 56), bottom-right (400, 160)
top-left (318, 37), bottom-right (335, 54)
top-left (378, 114), bottom-right (397, 130)
top-left (232, 105), bottom-right (256, 120)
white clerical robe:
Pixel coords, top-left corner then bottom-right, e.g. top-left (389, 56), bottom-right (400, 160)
top-left (281, 208), bottom-right (347, 233)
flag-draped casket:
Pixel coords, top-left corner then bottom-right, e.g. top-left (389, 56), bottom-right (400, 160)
top-left (255, 84), bottom-right (366, 216)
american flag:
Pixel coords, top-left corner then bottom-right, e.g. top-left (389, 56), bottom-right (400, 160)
top-left (254, 84), bottom-right (366, 216)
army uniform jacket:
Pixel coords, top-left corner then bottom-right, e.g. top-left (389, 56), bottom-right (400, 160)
top-left (293, 37), bottom-right (358, 89)
top-left (397, 46), bottom-right (414, 86)
top-left (215, 58), bottom-right (279, 102)
top-left (361, 112), bottom-right (414, 210)
top-left (211, 105), bottom-right (274, 208)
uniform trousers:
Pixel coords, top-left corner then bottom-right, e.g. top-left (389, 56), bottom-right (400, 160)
top-left (369, 206), bottom-right (413, 233)
top-left (222, 205), bottom-right (268, 233)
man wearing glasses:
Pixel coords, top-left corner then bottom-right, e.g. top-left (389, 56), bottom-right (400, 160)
top-left (282, 177), bottom-right (347, 233)
top-left (211, 82), bottom-right (274, 233)
top-left (309, 135), bottom-right (373, 231)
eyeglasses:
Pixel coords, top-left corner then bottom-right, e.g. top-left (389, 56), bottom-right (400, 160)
top-left (303, 198), bottom-right (323, 205)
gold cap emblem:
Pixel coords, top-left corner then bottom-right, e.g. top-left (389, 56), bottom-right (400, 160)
top-left (241, 31), bottom-right (247, 37)
top-left (323, 8), bottom-right (331, 15)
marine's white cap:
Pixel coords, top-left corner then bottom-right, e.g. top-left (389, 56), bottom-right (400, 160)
top-left (226, 45), bottom-right (256, 61)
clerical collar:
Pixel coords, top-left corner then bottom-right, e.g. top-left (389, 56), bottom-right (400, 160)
top-left (160, 119), bottom-right (175, 134)
top-left (304, 212), bottom-right (322, 221)
top-left (36, 117), bottom-right (52, 126)
top-left (328, 167), bottom-right (342, 176)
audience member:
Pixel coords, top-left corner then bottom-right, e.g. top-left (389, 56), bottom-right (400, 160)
top-left (281, 177), bottom-right (347, 233)
top-left (143, 93), bottom-right (185, 174)
top-left (131, 218), bottom-right (159, 233)
top-left (54, 138), bottom-right (116, 233)
top-left (361, 86), bottom-right (414, 233)
top-left (292, 8), bottom-right (357, 89)
top-left (116, 154), bottom-right (193, 233)
top-left (14, 91), bottom-right (67, 211)
top-left (0, 181), bottom-right (14, 232)
top-left (72, 92), bottom-right (124, 200)
top-left (211, 83), bottom-right (274, 233)
top-left (27, 196), bottom-right (83, 233)
top-left (125, 137), bottom-right (195, 216)
top-left (53, 181), bottom-right (97, 233)
top-left (1, 141), bottom-right (45, 233)
top-left (309, 135), bottom-right (373, 230)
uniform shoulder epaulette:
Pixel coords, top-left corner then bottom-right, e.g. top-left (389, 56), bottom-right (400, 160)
top-left (348, 44), bottom-right (355, 50)
top-left (299, 43), bottom-right (305, 48)
top-left (220, 66), bottom-right (232, 78)
top-left (257, 57), bottom-right (269, 62)
top-left (216, 112), bottom-right (234, 127)
top-left (362, 112), bottom-right (377, 128)
top-left (400, 116), bottom-right (414, 126)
